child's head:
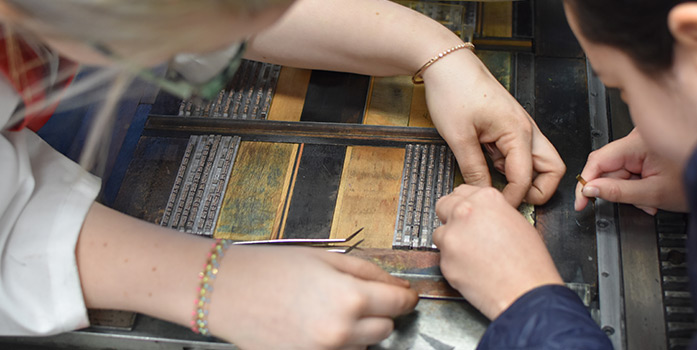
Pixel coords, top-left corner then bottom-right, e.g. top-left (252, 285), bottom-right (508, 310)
top-left (564, 0), bottom-right (697, 166)
top-left (0, 0), bottom-right (294, 66)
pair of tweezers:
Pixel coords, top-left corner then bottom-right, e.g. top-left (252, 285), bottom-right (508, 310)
top-left (231, 228), bottom-right (364, 254)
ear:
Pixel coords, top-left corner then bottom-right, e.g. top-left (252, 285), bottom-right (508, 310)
top-left (669, 3), bottom-right (697, 49)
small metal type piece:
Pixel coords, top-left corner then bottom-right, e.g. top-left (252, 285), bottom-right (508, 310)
top-left (232, 227), bottom-right (365, 254)
top-left (576, 174), bottom-right (596, 204)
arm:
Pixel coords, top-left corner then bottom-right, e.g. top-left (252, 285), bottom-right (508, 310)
top-left (433, 185), bottom-right (611, 349)
top-left (247, 0), bottom-right (566, 206)
top-left (478, 285), bottom-right (612, 350)
top-left (78, 203), bottom-right (419, 349)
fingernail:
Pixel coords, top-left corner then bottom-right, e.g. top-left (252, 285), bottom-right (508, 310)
top-left (582, 186), bottom-right (599, 197)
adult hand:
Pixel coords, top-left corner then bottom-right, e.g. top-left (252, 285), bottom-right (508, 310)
top-left (433, 185), bottom-right (563, 320)
top-left (575, 128), bottom-right (688, 215)
top-left (209, 246), bottom-right (419, 350)
top-left (423, 50), bottom-right (565, 207)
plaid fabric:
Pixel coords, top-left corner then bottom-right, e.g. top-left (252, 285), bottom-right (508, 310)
top-left (0, 25), bottom-right (77, 131)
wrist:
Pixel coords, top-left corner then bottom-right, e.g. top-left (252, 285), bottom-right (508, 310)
top-left (420, 47), bottom-right (486, 87)
top-left (488, 278), bottom-right (565, 320)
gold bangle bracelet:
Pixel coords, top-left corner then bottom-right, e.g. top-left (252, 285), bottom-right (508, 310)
top-left (412, 42), bottom-right (475, 85)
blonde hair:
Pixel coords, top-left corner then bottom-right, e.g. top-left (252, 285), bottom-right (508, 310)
top-left (2, 0), bottom-right (292, 174)
top-left (5, 0), bottom-right (291, 45)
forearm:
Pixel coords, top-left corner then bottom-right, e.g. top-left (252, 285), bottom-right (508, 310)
top-left (246, 0), bottom-right (467, 76)
top-left (75, 202), bottom-right (209, 328)
top-left (479, 285), bottom-right (612, 350)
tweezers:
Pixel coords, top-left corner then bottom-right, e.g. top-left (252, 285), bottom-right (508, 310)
top-left (231, 228), bottom-right (364, 254)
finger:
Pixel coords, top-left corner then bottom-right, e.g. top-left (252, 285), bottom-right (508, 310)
top-left (583, 177), bottom-right (660, 207)
top-left (324, 254), bottom-right (410, 288)
top-left (579, 141), bottom-right (640, 182)
top-left (485, 143), bottom-right (506, 174)
top-left (435, 185), bottom-right (479, 223)
top-left (526, 170), bottom-right (563, 205)
top-left (346, 317), bottom-right (394, 347)
top-left (449, 130), bottom-right (492, 188)
top-left (358, 281), bottom-right (419, 318)
top-left (525, 141), bottom-right (565, 205)
top-left (635, 205), bottom-right (658, 216)
top-left (603, 168), bottom-right (634, 180)
top-left (574, 189), bottom-right (591, 212)
top-left (432, 225), bottom-right (447, 248)
top-left (498, 137), bottom-right (533, 206)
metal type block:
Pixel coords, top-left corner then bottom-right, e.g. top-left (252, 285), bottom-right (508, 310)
top-left (161, 137), bottom-right (196, 226)
top-left (402, 145), bottom-right (422, 248)
top-left (411, 145), bottom-right (429, 249)
top-left (393, 144), bottom-right (414, 249)
top-left (420, 144), bottom-right (436, 249)
top-left (161, 135), bottom-right (241, 236)
top-left (393, 144), bottom-right (454, 250)
top-left (190, 135), bottom-right (221, 233)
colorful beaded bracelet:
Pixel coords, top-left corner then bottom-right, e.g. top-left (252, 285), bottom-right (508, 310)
top-left (191, 239), bottom-right (232, 335)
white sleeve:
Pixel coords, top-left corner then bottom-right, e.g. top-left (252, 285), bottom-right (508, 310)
top-left (0, 80), bottom-right (101, 335)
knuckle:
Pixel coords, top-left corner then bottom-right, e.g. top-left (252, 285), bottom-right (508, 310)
top-left (319, 322), bottom-right (353, 348)
top-left (343, 292), bottom-right (369, 314)
top-left (477, 187), bottom-right (504, 201)
top-left (462, 171), bottom-right (488, 185)
top-left (605, 184), bottom-right (622, 200)
top-left (451, 201), bottom-right (473, 219)
top-left (587, 149), bottom-right (602, 164)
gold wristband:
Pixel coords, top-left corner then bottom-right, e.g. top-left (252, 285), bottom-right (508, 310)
top-left (411, 42), bottom-right (475, 85)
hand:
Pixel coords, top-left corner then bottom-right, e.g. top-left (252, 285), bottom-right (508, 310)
top-left (433, 185), bottom-right (563, 320)
top-left (423, 50), bottom-right (565, 207)
top-left (575, 129), bottom-right (688, 215)
top-left (209, 246), bottom-right (419, 350)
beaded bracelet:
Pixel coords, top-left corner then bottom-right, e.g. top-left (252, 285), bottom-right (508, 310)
top-left (191, 239), bottom-right (232, 335)
top-left (411, 42), bottom-right (475, 84)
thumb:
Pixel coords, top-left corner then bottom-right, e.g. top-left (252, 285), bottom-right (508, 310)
top-left (323, 253), bottom-right (410, 288)
top-left (450, 134), bottom-right (492, 188)
top-left (582, 177), bottom-right (658, 208)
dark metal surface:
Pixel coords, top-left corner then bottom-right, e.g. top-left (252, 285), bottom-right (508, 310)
top-left (534, 0), bottom-right (583, 58)
top-left (607, 81), bottom-right (668, 350)
top-left (619, 205), bottom-right (667, 350)
top-left (283, 144), bottom-right (346, 239)
top-left (534, 56), bottom-right (597, 285)
top-left (657, 212), bottom-right (694, 350)
top-left (301, 70), bottom-right (371, 124)
top-left (145, 116), bottom-right (446, 147)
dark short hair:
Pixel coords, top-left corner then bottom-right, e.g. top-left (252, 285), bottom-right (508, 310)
top-left (565, 0), bottom-right (692, 73)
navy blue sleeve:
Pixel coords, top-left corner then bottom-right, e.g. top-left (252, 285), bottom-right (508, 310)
top-left (477, 285), bottom-right (612, 350)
